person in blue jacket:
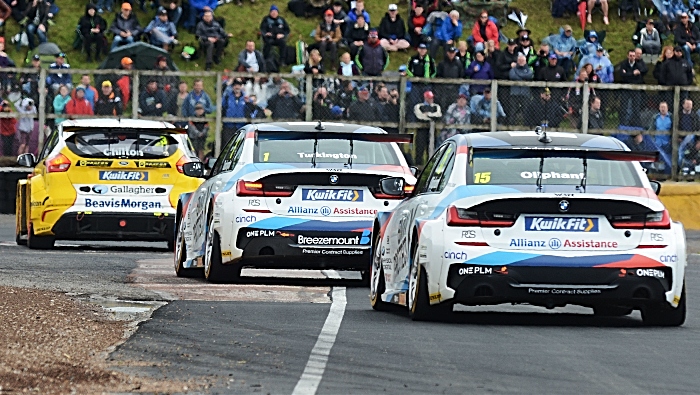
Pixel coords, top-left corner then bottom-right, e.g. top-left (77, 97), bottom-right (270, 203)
top-left (577, 46), bottom-right (614, 83)
top-left (181, 78), bottom-right (214, 117)
top-left (547, 25), bottom-right (577, 79)
top-left (183, 0), bottom-right (217, 31)
top-left (465, 51), bottom-right (493, 96)
top-left (431, 9), bottom-right (462, 59)
top-left (222, 78), bottom-right (246, 144)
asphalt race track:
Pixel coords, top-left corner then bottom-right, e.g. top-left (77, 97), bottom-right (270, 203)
top-left (1, 214), bottom-right (699, 394)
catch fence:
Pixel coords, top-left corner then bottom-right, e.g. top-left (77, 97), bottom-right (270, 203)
top-left (0, 66), bottom-right (698, 180)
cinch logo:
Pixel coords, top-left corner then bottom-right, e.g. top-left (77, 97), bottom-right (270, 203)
top-left (525, 217), bottom-right (598, 232)
top-left (302, 189), bottom-right (363, 202)
top-left (99, 171), bottom-right (148, 181)
top-left (444, 251), bottom-right (468, 260)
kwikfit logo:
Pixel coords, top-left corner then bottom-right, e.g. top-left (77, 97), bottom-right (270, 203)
top-left (301, 189), bottom-right (363, 202)
top-left (525, 217), bottom-right (598, 232)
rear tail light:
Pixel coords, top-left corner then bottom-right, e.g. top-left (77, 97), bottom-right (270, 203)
top-left (236, 180), bottom-right (295, 197)
top-left (175, 155), bottom-right (190, 174)
top-left (446, 206), bottom-right (515, 227)
top-left (610, 210), bottom-right (670, 230)
top-left (46, 153), bottom-right (71, 172)
top-left (371, 183), bottom-right (415, 200)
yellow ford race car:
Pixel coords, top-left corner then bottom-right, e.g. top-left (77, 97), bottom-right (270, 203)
top-left (15, 119), bottom-right (203, 249)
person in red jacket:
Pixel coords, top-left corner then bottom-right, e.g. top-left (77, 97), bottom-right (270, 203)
top-left (117, 57), bottom-right (133, 110)
top-left (471, 10), bottom-right (499, 50)
top-left (65, 87), bottom-right (95, 118)
top-left (0, 100), bottom-right (17, 157)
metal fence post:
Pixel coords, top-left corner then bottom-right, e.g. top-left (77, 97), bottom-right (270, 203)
top-left (38, 69), bottom-right (47, 149)
top-left (490, 80), bottom-right (498, 132)
top-left (398, 76), bottom-right (407, 134)
top-left (671, 86), bottom-right (681, 179)
top-left (581, 82), bottom-right (590, 134)
top-left (305, 75), bottom-right (313, 121)
top-left (215, 72), bottom-right (223, 157)
top-left (131, 72), bottom-right (139, 119)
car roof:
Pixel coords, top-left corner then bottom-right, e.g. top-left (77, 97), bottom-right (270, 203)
top-left (59, 119), bottom-right (177, 129)
top-left (250, 122), bottom-right (388, 134)
top-left (457, 131), bottom-right (625, 150)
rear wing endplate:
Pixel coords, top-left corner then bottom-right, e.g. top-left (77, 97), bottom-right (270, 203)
top-left (255, 130), bottom-right (413, 144)
top-left (471, 147), bottom-right (659, 162)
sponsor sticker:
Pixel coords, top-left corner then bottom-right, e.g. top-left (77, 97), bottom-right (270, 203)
top-left (521, 171), bottom-right (584, 179)
top-left (77, 160), bottom-right (113, 167)
top-left (444, 251), bottom-right (468, 260)
top-left (635, 268), bottom-right (665, 278)
top-left (99, 171), bottom-right (148, 181)
top-left (84, 198), bottom-right (161, 211)
top-left (527, 288), bottom-right (602, 295)
top-left (296, 152), bottom-right (358, 159)
top-left (135, 160), bottom-right (171, 168)
top-left (103, 148), bottom-right (144, 157)
top-left (302, 189), bottom-right (363, 202)
top-left (235, 215), bottom-right (257, 223)
top-left (525, 217), bottom-right (598, 232)
top-left (457, 266), bottom-right (492, 275)
top-left (660, 254), bottom-right (677, 263)
top-left (429, 293), bottom-right (441, 302)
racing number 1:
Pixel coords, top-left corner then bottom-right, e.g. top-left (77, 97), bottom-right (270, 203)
top-left (263, 152), bottom-right (269, 162)
top-left (474, 172), bottom-right (491, 184)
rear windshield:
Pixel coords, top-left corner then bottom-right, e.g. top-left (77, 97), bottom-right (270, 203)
top-left (65, 130), bottom-right (180, 159)
top-left (472, 157), bottom-right (642, 187)
top-left (255, 139), bottom-right (401, 165)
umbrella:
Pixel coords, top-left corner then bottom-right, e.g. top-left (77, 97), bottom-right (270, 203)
top-left (98, 42), bottom-right (179, 71)
top-left (578, 1), bottom-right (587, 30)
top-left (507, 8), bottom-right (528, 29)
top-left (35, 42), bottom-right (62, 56)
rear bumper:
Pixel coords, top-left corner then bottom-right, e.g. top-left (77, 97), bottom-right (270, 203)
top-left (231, 227), bottom-right (372, 270)
top-left (52, 212), bottom-right (174, 242)
top-left (446, 264), bottom-right (672, 308)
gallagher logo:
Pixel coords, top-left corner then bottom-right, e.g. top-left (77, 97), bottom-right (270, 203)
top-left (301, 189), bottom-right (363, 202)
top-left (525, 217), bottom-right (598, 232)
top-left (99, 171), bottom-right (148, 181)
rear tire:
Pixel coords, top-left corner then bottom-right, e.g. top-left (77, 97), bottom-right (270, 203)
top-left (408, 265), bottom-right (452, 321)
top-left (642, 285), bottom-right (686, 327)
top-left (174, 217), bottom-right (204, 278)
top-left (203, 213), bottom-right (241, 283)
top-left (27, 222), bottom-right (55, 250)
top-left (15, 198), bottom-right (26, 245)
top-left (370, 235), bottom-right (390, 311)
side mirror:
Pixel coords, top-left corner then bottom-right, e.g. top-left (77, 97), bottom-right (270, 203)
top-left (206, 157), bottom-right (217, 170)
top-left (649, 180), bottom-right (661, 195)
top-left (379, 177), bottom-right (405, 197)
top-left (182, 162), bottom-right (205, 178)
top-left (409, 166), bottom-right (418, 176)
top-left (17, 153), bottom-right (36, 167)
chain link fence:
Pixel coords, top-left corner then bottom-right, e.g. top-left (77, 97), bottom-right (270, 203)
top-left (1, 66), bottom-right (700, 180)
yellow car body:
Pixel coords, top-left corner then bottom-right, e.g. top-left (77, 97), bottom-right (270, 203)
top-left (15, 119), bottom-right (203, 249)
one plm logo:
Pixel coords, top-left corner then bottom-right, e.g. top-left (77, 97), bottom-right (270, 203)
top-left (548, 238), bottom-right (562, 250)
top-left (99, 171), bottom-right (148, 181)
top-left (525, 217), bottom-right (598, 232)
top-left (302, 189), bottom-right (363, 202)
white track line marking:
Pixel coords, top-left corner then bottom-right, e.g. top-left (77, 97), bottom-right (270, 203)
top-left (292, 270), bottom-right (347, 395)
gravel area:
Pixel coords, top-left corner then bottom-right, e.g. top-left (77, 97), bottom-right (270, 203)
top-left (0, 286), bottom-right (197, 394)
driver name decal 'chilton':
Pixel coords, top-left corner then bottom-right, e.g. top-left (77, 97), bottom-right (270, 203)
top-left (102, 149), bottom-right (145, 157)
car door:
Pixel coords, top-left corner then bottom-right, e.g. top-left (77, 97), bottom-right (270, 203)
top-left (385, 145), bottom-right (451, 293)
top-left (188, 131), bottom-right (242, 256)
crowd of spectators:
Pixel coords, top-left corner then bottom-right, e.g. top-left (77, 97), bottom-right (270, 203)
top-left (2, 0), bottom-right (700, 172)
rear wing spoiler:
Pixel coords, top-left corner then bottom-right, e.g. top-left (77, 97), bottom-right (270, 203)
top-left (255, 130), bottom-right (413, 144)
top-left (471, 147), bottom-right (659, 162)
top-left (61, 126), bottom-right (188, 136)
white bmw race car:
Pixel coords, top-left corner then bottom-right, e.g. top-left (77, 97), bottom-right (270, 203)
top-left (370, 130), bottom-right (687, 326)
top-left (175, 122), bottom-right (416, 282)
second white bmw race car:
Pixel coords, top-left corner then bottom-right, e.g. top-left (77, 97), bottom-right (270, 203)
top-left (370, 130), bottom-right (687, 326)
top-left (175, 122), bottom-right (415, 282)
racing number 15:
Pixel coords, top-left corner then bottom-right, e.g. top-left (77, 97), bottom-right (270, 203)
top-left (474, 172), bottom-right (491, 184)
